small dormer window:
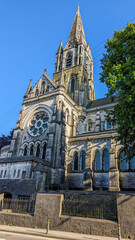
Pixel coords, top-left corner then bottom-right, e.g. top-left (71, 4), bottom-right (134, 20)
top-left (66, 52), bottom-right (72, 68)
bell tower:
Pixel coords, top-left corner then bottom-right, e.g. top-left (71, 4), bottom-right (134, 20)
top-left (53, 6), bottom-right (95, 106)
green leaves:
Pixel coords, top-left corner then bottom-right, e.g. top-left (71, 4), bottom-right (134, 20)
top-left (100, 23), bottom-right (135, 160)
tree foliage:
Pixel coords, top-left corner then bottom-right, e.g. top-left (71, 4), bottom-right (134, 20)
top-left (0, 130), bottom-right (13, 149)
top-left (100, 23), bottom-right (135, 160)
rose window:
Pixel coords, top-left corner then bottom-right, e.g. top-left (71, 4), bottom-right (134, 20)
top-left (29, 112), bottom-right (49, 136)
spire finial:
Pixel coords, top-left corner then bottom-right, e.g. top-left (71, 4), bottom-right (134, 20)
top-left (77, 4), bottom-right (80, 15)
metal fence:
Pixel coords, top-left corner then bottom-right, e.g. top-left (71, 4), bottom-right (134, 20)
top-left (62, 198), bottom-right (117, 221)
top-left (0, 198), bottom-right (35, 214)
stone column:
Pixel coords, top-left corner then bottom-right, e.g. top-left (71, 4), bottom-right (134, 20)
top-left (109, 139), bottom-right (120, 191)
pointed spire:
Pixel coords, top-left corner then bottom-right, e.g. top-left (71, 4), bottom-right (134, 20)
top-left (65, 6), bottom-right (86, 48)
top-left (77, 5), bottom-right (80, 16)
top-left (57, 40), bottom-right (63, 54)
top-left (58, 71), bottom-right (65, 90)
top-left (24, 79), bottom-right (32, 98)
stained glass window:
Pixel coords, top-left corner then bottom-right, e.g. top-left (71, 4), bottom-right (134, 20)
top-left (95, 151), bottom-right (101, 170)
top-left (130, 156), bottom-right (135, 170)
top-left (74, 152), bottom-right (78, 171)
top-left (103, 149), bottom-right (110, 170)
top-left (120, 151), bottom-right (128, 170)
top-left (42, 143), bottom-right (47, 159)
top-left (29, 112), bottom-right (49, 136)
top-left (81, 151), bottom-right (86, 170)
top-left (30, 145), bottom-right (34, 155)
top-left (36, 144), bottom-right (40, 158)
top-left (24, 145), bottom-right (27, 156)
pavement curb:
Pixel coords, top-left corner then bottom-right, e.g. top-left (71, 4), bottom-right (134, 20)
top-left (0, 228), bottom-right (73, 240)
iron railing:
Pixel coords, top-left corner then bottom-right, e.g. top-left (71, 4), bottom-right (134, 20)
top-left (62, 198), bottom-right (117, 221)
top-left (0, 198), bottom-right (35, 214)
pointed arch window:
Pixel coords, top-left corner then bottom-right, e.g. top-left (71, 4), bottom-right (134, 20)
top-left (30, 145), bottom-right (34, 155)
top-left (35, 89), bottom-right (39, 97)
top-left (36, 144), bottom-right (40, 158)
top-left (95, 150), bottom-right (101, 171)
top-left (120, 151), bottom-right (128, 170)
top-left (66, 52), bottom-right (72, 68)
top-left (88, 119), bottom-right (93, 131)
top-left (81, 151), bottom-right (86, 170)
top-left (23, 145), bottom-right (27, 156)
top-left (73, 152), bottom-right (78, 171)
top-left (130, 156), bottom-right (135, 170)
top-left (41, 82), bottom-right (45, 94)
top-left (119, 151), bottom-right (135, 170)
top-left (46, 86), bottom-right (50, 93)
top-left (103, 149), bottom-right (110, 171)
top-left (71, 77), bottom-right (75, 92)
top-left (42, 143), bottom-right (47, 159)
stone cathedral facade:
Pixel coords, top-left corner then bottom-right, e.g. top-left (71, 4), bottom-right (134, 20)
top-left (0, 7), bottom-right (135, 198)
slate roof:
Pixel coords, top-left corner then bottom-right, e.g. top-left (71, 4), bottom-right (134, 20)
top-left (86, 96), bottom-right (118, 109)
top-left (32, 163), bottom-right (46, 172)
top-left (0, 156), bottom-right (51, 167)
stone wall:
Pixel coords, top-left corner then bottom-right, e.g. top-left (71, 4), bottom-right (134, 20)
top-left (0, 192), bottom-right (134, 238)
top-left (0, 180), bottom-right (36, 198)
top-left (120, 172), bottom-right (135, 190)
top-left (117, 193), bottom-right (135, 239)
top-left (93, 172), bottom-right (109, 189)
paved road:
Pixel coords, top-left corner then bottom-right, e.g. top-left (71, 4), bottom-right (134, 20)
top-left (0, 231), bottom-right (63, 240)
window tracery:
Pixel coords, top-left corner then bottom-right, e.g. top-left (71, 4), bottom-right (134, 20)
top-left (95, 150), bottom-right (101, 170)
top-left (29, 112), bottom-right (49, 137)
top-left (103, 149), bottom-right (110, 170)
top-left (23, 145), bottom-right (27, 156)
top-left (81, 151), bottom-right (86, 170)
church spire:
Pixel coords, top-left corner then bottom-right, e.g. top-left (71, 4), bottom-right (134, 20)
top-left (77, 5), bottom-right (80, 16)
top-left (65, 6), bottom-right (86, 48)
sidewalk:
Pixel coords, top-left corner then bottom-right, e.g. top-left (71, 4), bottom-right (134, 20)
top-left (0, 224), bottom-right (126, 240)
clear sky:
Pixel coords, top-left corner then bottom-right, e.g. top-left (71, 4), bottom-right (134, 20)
top-left (0, 0), bottom-right (135, 136)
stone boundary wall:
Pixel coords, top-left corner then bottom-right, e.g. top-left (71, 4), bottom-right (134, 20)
top-left (0, 192), bottom-right (134, 239)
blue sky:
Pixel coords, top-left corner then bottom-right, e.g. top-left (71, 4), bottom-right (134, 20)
top-left (0, 0), bottom-right (135, 136)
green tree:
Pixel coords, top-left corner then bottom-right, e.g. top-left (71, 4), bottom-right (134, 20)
top-left (0, 130), bottom-right (13, 149)
top-left (100, 23), bottom-right (135, 160)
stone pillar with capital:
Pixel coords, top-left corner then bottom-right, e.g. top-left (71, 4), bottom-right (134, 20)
top-left (109, 138), bottom-right (120, 191)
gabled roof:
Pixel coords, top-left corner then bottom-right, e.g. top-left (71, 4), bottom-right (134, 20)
top-left (24, 71), bottom-right (57, 99)
top-left (86, 96), bottom-right (118, 109)
top-left (32, 162), bottom-right (46, 172)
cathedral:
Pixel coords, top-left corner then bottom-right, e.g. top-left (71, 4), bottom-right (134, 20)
top-left (0, 7), bottom-right (135, 198)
